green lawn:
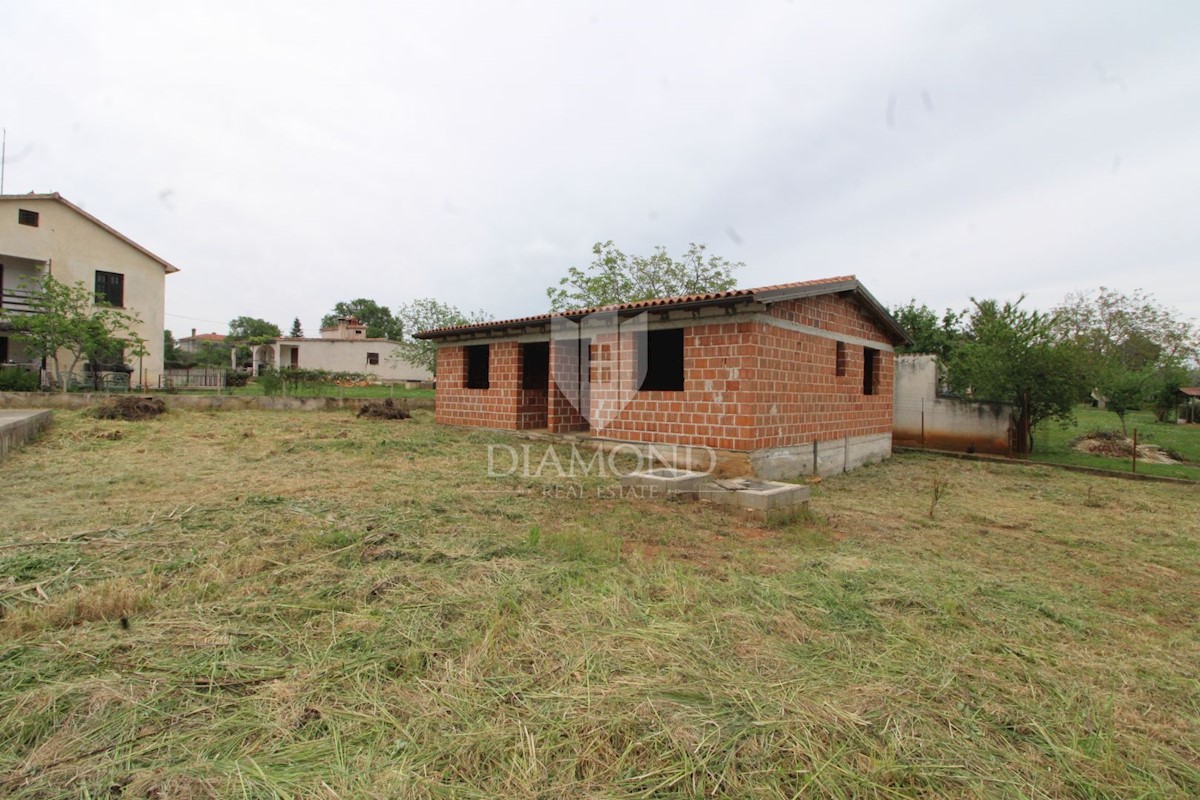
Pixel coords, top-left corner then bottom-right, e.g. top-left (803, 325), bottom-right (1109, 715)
top-left (1031, 405), bottom-right (1200, 480)
top-left (1, 410), bottom-right (1197, 797)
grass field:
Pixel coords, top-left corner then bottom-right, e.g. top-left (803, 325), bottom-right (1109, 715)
top-left (1, 410), bottom-right (1197, 798)
top-left (1031, 405), bottom-right (1200, 480)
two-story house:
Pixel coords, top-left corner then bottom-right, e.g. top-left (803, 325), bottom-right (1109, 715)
top-left (0, 193), bottom-right (178, 388)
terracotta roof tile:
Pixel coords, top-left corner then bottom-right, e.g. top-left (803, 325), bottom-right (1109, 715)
top-left (417, 275), bottom-right (861, 338)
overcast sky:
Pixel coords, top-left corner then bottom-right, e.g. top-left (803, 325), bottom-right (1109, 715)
top-left (2, 1), bottom-right (1197, 336)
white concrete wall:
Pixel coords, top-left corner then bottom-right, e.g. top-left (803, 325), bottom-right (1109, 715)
top-left (893, 353), bottom-right (1013, 454)
top-left (750, 432), bottom-right (893, 479)
top-left (273, 338), bottom-right (432, 382)
top-left (0, 197), bottom-right (172, 387)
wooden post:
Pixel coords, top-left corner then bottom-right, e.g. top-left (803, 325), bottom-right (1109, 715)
top-left (1132, 429), bottom-right (1137, 473)
top-left (920, 397), bottom-right (926, 448)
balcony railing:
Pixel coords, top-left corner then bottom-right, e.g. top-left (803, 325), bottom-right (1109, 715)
top-left (0, 287), bottom-right (41, 315)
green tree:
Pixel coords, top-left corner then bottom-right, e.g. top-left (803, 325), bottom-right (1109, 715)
top-left (1102, 367), bottom-right (1150, 436)
top-left (546, 241), bottom-right (741, 311)
top-left (228, 316), bottom-right (281, 342)
top-left (0, 274), bottom-right (147, 391)
top-left (946, 297), bottom-right (1085, 453)
top-left (227, 317), bottom-right (280, 369)
top-left (892, 300), bottom-right (963, 362)
top-left (163, 330), bottom-right (184, 367)
top-left (1149, 363), bottom-right (1191, 423)
top-left (289, 317), bottom-right (304, 338)
top-left (320, 299), bottom-right (402, 340)
top-left (394, 298), bottom-right (489, 376)
top-left (1052, 287), bottom-right (1199, 371)
top-left (192, 340), bottom-right (231, 368)
top-left (1052, 287), bottom-right (1199, 428)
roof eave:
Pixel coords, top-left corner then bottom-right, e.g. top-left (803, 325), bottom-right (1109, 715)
top-left (756, 279), bottom-right (910, 346)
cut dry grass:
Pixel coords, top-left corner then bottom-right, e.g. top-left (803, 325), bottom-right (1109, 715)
top-left (1, 409), bottom-right (1197, 798)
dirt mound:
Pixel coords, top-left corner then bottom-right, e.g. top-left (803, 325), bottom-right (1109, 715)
top-left (91, 396), bottom-right (167, 421)
top-left (1073, 431), bottom-right (1180, 464)
top-left (356, 399), bottom-right (411, 420)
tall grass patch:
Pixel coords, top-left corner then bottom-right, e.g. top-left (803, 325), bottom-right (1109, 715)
top-left (0, 410), bottom-right (1196, 797)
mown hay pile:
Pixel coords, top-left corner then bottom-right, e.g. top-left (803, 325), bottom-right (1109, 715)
top-left (91, 396), bottom-right (167, 421)
top-left (356, 399), bottom-right (411, 420)
top-left (1073, 430), bottom-right (1180, 464)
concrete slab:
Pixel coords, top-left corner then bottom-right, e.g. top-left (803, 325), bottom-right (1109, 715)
top-left (619, 468), bottom-right (708, 499)
top-left (707, 479), bottom-right (811, 512)
top-left (622, 467), bottom-right (812, 526)
top-left (0, 409), bottom-right (52, 460)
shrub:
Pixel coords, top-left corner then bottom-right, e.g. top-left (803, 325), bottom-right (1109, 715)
top-left (0, 367), bottom-right (39, 392)
top-left (257, 368), bottom-right (284, 396)
top-left (256, 367), bottom-right (373, 397)
top-left (225, 369), bottom-right (249, 388)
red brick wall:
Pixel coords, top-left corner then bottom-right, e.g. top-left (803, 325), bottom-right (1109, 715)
top-left (517, 388), bottom-right (548, 429)
top-left (433, 293), bottom-right (896, 450)
top-left (749, 296), bottom-right (894, 450)
top-left (434, 341), bottom-right (524, 429)
top-left (548, 338), bottom-right (588, 433)
top-left (592, 321), bottom-right (758, 450)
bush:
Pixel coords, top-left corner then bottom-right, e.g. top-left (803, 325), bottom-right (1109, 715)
top-left (0, 367), bottom-right (39, 392)
top-left (256, 367), bottom-right (373, 397)
top-left (225, 369), bottom-right (249, 388)
top-left (257, 368), bottom-right (284, 396)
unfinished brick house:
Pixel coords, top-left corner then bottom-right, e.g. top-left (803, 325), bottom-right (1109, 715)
top-left (416, 276), bottom-right (911, 477)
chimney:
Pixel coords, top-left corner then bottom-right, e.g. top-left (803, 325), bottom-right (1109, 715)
top-left (191, 328), bottom-right (197, 339)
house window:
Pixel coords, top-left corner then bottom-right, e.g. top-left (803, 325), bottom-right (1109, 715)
top-left (95, 271), bottom-right (125, 307)
top-left (367, 352), bottom-right (380, 365)
top-left (639, 328), bottom-right (684, 392)
top-left (18, 209), bottom-right (39, 227)
top-left (466, 344), bottom-right (490, 389)
top-left (521, 341), bottom-right (549, 390)
top-left (863, 347), bottom-right (879, 395)
top-left (835, 341), bottom-right (847, 376)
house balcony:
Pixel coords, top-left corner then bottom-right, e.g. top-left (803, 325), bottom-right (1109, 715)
top-left (1, 254), bottom-right (46, 328)
top-left (0, 288), bottom-right (41, 330)
top-left (1, 287), bottom-right (40, 313)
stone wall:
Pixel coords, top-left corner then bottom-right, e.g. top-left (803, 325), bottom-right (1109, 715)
top-left (0, 392), bottom-right (434, 413)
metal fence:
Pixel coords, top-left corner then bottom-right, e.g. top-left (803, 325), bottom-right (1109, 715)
top-left (160, 368), bottom-right (226, 390)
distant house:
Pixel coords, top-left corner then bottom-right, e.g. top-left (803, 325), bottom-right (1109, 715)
top-left (177, 330), bottom-right (227, 353)
top-left (0, 192), bottom-right (177, 388)
top-left (253, 316), bottom-right (431, 383)
top-left (1178, 387), bottom-right (1200, 424)
top-left (417, 276), bottom-right (910, 478)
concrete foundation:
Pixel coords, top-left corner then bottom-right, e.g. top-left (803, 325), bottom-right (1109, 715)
top-left (750, 432), bottom-right (892, 479)
top-left (701, 478), bottom-right (811, 523)
top-left (0, 409), bottom-right (52, 460)
top-left (622, 469), bottom-right (811, 525)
